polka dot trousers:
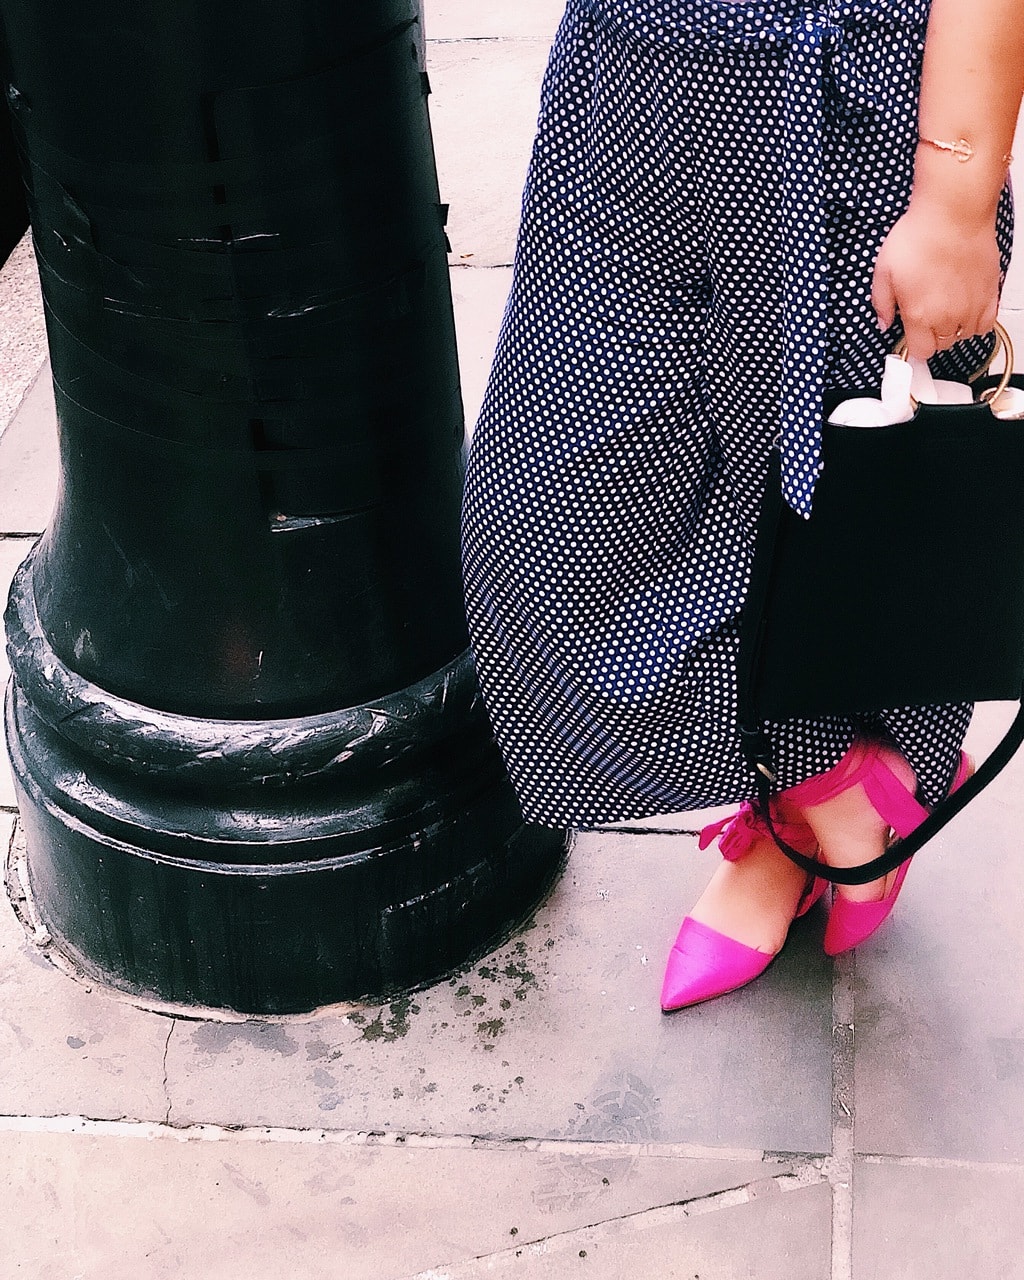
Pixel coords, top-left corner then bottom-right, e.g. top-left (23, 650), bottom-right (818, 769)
top-left (461, 0), bottom-right (1014, 828)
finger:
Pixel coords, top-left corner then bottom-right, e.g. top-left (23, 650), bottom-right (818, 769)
top-left (956, 311), bottom-right (994, 345)
top-left (955, 309), bottom-right (984, 341)
top-left (979, 300), bottom-right (999, 336)
top-left (902, 318), bottom-right (937, 361)
top-left (871, 269), bottom-right (897, 332)
top-left (966, 282), bottom-right (999, 338)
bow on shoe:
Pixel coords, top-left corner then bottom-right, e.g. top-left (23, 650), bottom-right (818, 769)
top-left (698, 800), bottom-right (817, 861)
top-left (698, 803), bottom-right (765, 861)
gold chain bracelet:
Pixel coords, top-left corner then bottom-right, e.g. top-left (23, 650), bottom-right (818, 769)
top-left (919, 135), bottom-right (1014, 167)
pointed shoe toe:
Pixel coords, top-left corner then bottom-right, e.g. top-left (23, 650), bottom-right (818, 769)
top-left (660, 917), bottom-right (775, 1012)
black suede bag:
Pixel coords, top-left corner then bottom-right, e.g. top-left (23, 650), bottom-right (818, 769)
top-left (738, 327), bottom-right (1024, 884)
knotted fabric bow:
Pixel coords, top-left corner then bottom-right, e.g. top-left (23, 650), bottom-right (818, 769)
top-left (778, 5), bottom-right (887, 515)
top-left (588, 0), bottom-right (929, 513)
top-left (698, 800), bottom-right (819, 860)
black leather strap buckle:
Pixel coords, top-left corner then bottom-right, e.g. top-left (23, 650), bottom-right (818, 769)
top-left (739, 723), bottom-right (776, 782)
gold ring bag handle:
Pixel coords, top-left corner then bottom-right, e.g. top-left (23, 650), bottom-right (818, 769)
top-left (892, 320), bottom-right (1015, 406)
top-left (969, 320), bottom-right (1015, 403)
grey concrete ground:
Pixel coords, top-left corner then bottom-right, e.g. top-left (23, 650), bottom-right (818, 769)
top-left (3, 1), bottom-right (1024, 1276)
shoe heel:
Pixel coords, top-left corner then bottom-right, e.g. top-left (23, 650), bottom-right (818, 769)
top-left (821, 747), bottom-right (973, 956)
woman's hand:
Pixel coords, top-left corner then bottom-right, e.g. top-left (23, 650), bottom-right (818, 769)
top-left (874, 0), bottom-right (1024, 361)
top-left (871, 197), bottom-right (1001, 360)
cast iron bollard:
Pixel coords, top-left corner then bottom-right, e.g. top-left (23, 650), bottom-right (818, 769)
top-left (1, 1), bottom-right (567, 1013)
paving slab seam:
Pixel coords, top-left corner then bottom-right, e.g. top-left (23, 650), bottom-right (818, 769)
top-left (401, 1168), bottom-right (829, 1280)
top-left (826, 949), bottom-right (856, 1280)
top-left (5, 830), bottom-right (54, 951)
top-left (581, 825), bottom-right (700, 836)
top-left (449, 262), bottom-right (514, 271)
top-left (0, 1112), bottom-right (808, 1167)
top-left (3, 818), bottom-right (16, 872)
top-left (859, 1154), bottom-right (1024, 1171)
top-left (428, 37), bottom-right (550, 45)
top-left (161, 1022), bottom-right (175, 1125)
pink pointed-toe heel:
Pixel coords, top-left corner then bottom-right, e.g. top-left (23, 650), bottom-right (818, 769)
top-left (661, 802), bottom-right (826, 1012)
top-left (781, 741), bottom-right (974, 957)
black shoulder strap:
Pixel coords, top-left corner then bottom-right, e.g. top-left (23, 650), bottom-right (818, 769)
top-left (738, 452), bottom-right (1024, 884)
top-left (748, 702), bottom-right (1024, 885)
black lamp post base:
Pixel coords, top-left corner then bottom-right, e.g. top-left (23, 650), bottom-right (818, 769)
top-left (5, 559), bottom-right (568, 1015)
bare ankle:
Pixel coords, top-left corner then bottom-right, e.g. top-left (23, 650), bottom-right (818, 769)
top-left (791, 784), bottom-right (893, 902)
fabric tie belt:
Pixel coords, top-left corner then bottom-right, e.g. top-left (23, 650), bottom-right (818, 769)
top-left (588, 0), bottom-right (931, 514)
top-left (779, 5), bottom-right (886, 515)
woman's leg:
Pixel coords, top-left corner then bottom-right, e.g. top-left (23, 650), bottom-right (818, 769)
top-left (788, 743), bottom-right (918, 904)
top-left (666, 12), bottom-right (1011, 984)
top-left (464, 6), bottom-right (862, 830)
top-left (791, 704), bottom-right (971, 902)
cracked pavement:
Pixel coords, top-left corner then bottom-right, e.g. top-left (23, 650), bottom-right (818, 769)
top-left (3, 1), bottom-right (1024, 1276)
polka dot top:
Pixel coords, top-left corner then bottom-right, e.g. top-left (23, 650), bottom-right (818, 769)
top-left (592, 0), bottom-right (933, 515)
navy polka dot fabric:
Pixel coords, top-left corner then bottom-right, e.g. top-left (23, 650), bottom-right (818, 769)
top-left (461, 0), bottom-right (1015, 828)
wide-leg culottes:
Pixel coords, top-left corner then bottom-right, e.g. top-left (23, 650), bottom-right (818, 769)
top-left (461, 0), bottom-right (1015, 828)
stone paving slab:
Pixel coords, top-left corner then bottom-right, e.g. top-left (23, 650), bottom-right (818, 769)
top-left (0, 235), bottom-right (47, 437)
top-left (854, 702), bottom-right (1024, 1162)
top-left (407, 1181), bottom-right (833, 1279)
top-left (165, 831), bottom-right (833, 1152)
top-left (429, 39), bottom-right (549, 266)
top-left (853, 1159), bottom-right (1024, 1280)
top-left (427, 0), bottom-right (565, 40)
top-left (0, 822), bottom-right (172, 1121)
top-left (0, 359), bottom-right (57, 535)
top-left (450, 266), bottom-right (511, 436)
top-left (0, 1125), bottom-right (780, 1280)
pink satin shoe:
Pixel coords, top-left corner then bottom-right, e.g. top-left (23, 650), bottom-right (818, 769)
top-left (661, 802), bottom-right (825, 1012)
top-left (781, 741), bottom-right (974, 957)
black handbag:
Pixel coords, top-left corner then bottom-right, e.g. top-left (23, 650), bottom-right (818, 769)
top-left (738, 323), bottom-right (1024, 885)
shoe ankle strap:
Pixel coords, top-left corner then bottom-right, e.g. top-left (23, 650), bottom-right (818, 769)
top-left (860, 752), bottom-right (931, 839)
top-left (780, 738), bottom-right (930, 839)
